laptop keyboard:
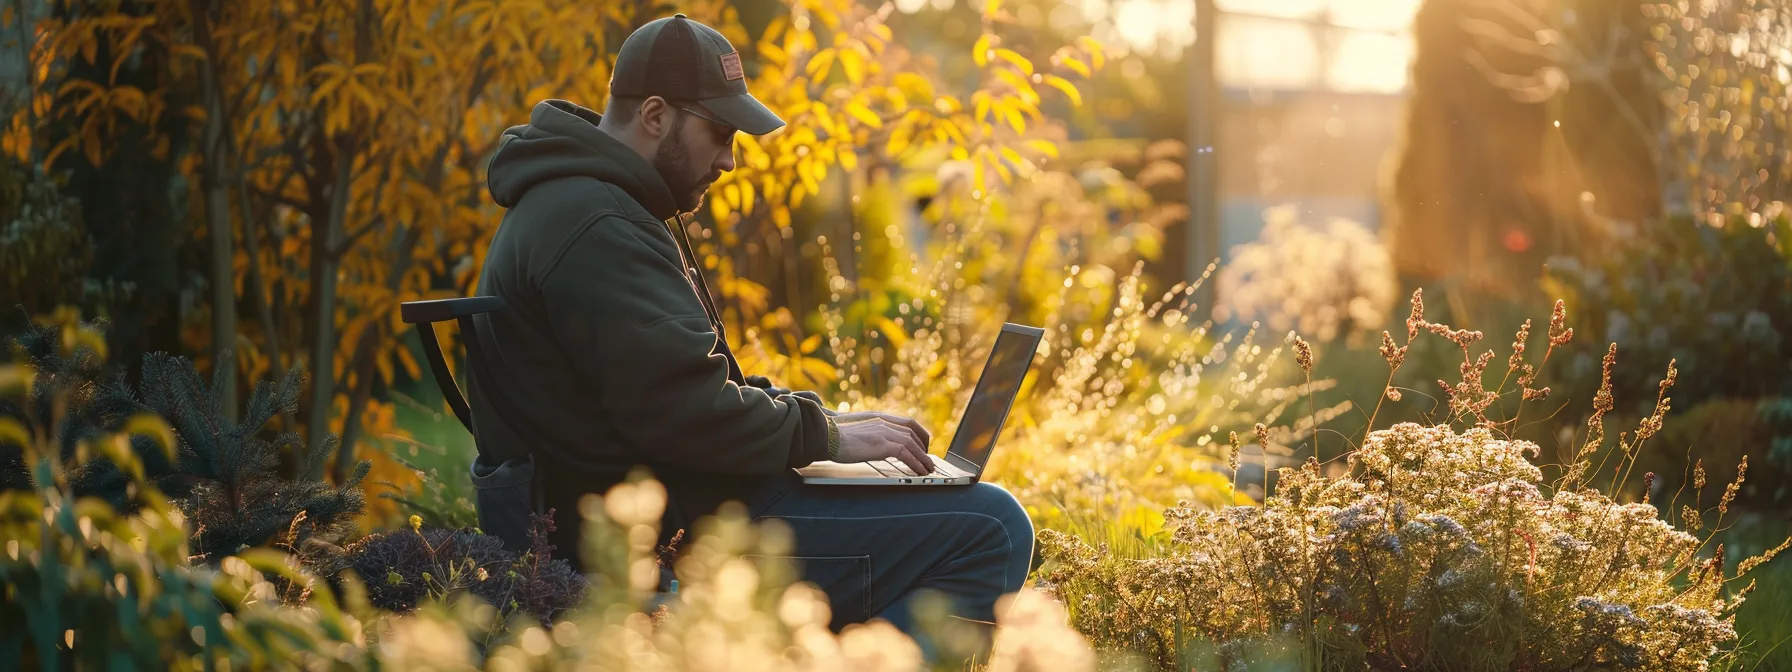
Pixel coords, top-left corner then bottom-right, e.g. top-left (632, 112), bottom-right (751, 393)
top-left (868, 458), bottom-right (957, 478)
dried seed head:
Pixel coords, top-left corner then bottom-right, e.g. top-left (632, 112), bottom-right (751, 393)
top-left (1407, 289), bottom-right (1425, 342)
top-left (1255, 422), bottom-right (1270, 451)
top-left (1508, 319), bottom-right (1532, 373)
top-left (1228, 431), bottom-right (1241, 471)
top-left (1379, 331), bottom-right (1407, 369)
top-left (1643, 472), bottom-right (1657, 504)
top-left (1694, 460), bottom-right (1706, 490)
top-left (1548, 299), bottom-right (1572, 346)
top-left (1294, 335), bottom-right (1313, 374)
top-left (1385, 386), bottom-right (1402, 402)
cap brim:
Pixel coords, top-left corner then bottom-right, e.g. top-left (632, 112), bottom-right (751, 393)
top-left (693, 94), bottom-right (785, 136)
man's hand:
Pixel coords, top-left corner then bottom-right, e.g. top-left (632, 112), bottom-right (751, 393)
top-left (833, 411), bottom-right (932, 448)
top-left (834, 416), bottom-right (933, 475)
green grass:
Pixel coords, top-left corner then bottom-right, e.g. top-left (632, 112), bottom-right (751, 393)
top-left (1722, 512), bottom-right (1792, 671)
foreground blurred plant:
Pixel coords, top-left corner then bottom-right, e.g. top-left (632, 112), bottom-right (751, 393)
top-left (1035, 290), bottom-right (1787, 670)
top-left (0, 311), bottom-right (376, 670)
top-left (0, 314), bottom-right (371, 566)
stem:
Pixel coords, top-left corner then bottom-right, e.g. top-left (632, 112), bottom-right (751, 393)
top-left (1362, 368), bottom-right (1396, 446)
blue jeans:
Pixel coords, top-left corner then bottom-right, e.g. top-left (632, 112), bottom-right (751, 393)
top-left (748, 473), bottom-right (1036, 642)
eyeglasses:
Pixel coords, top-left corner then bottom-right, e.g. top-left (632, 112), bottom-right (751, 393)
top-left (668, 101), bottom-right (734, 133)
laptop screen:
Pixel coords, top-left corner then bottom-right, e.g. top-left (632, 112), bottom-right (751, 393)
top-left (946, 326), bottom-right (1042, 470)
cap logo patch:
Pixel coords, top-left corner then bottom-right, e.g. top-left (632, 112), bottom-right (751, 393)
top-left (719, 51), bottom-right (745, 81)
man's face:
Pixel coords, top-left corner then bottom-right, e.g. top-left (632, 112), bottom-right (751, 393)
top-left (652, 105), bottom-right (738, 213)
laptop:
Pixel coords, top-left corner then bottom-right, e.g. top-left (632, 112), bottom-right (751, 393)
top-left (794, 322), bottom-right (1045, 486)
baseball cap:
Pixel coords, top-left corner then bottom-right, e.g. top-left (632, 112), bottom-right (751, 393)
top-left (610, 14), bottom-right (786, 136)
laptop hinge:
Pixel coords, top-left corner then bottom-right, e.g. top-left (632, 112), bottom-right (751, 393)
top-left (943, 452), bottom-right (982, 476)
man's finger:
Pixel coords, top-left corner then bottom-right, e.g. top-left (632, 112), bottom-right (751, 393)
top-left (888, 435), bottom-right (931, 475)
top-left (879, 417), bottom-right (925, 452)
top-left (898, 416), bottom-right (931, 447)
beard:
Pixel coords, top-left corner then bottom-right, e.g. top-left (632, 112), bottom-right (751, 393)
top-left (652, 122), bottom-right (718, 213)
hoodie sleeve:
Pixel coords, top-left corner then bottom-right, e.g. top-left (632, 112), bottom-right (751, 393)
top-left (540, 215), bottom-right (837, 473)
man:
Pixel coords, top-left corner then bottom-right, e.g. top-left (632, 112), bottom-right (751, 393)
top-left (467, 12), bottom-right (1034, 649)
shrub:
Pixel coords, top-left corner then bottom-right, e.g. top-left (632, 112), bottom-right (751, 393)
top-left (1034, 290), bottom-right (1789, 670)
top-left (1544, 213), bottom-right (1792, 506)
top-left (0, 315), bottom-right (370, 566)
top-left (333, 513), bottom-right (586, 626)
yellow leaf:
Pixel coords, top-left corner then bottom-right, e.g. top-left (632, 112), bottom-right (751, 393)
top-left (1042, 74), bottom-right (1083, 106)
top-left (874, 316), bottom-right (909, 347)
top-left (121, 413), bottom-right (177, 462)
top-left (894, 73), bottom-right (934, 103)
top-left (845, 101), bottom-right (882, 128)
top-left (972, 34), bottom-right (990, 67)
top-left (712, 193), bottom-right (733, 222)
top-left (995, 69), bottom-right (1037, 103)
top-left (1080, 36), bottom-right (1105, 70)
top-left (773, 205), bottom-right (792, 228)
top-left (994, 48), bottom-right (1032, 75)
top-left (974, 93), bottom-right (991, 124)
top-left (741, 181), bottom-right (756, 215)
top-left (886, 122), bottom-right (913, 156)
top-left (800, 333), bottom-right (821, 354)
top-left (0, 365), bottom-right (35, 398)
top-left (82, 124), bottom-right (102, 166)
top-left (805, 48), bottom-right (836, 81)
top-left (1025, 139), bottom-right (1060, 159)
top-left (840, 48), bottom-right (865, 85)
top-left (0, 418), bottom-right (30, 452)
top-left (0, 6), bottom-right (12, 28)
top-left (724, 182), bottom-right (741, 209)
top-left (999, 146), bottom-right (1025, 169)
top-left (1060, 54), bottom-right (1091, 78)
top-left (840, 149), bottom-right (858, 172)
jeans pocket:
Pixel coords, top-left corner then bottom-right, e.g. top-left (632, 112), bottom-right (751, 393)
top-left (749, 554), bottom-right (872, 629)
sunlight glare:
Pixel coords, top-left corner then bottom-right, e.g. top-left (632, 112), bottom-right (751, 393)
top-left (1326, 30), bottom-right (1412, 93)
top-left (1215, 0), bottom-right (1324, 20)
top-left (1327, 0), bottom-right (1421, 30)
top-left (1219, 15), bottom-right (1320, 89)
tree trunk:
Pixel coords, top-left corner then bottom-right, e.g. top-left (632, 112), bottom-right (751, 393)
top-left (305, 142), bottom-right (352, 478)
top-left (238, 177), bottom-right (282, 377)
top-left (193, 0), bottom-right (237, 419)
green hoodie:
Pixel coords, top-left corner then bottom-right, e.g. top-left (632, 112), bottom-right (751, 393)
top-left (469, 99), bottom-right (839, 531)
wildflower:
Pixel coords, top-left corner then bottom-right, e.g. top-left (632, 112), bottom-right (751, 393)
top-left (1294, 335), bottom-right (1313, 373)
top-left (410, 514), bottom-right (423, 534)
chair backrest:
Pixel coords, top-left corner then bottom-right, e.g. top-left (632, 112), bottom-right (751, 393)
top-left (399, 296), bottom-right (508, 434)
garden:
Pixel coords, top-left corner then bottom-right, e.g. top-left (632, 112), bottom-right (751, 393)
top-left (4, 0), bottom-right (1792, 669)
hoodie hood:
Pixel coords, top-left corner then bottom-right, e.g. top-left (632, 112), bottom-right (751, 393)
top-left (487, 100), bottom-right (679, 220)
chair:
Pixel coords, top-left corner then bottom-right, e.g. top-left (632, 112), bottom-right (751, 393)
top-left (400, 297), bottom-right (543, 554)
top-left (399, 296), bottom-right (508, 434)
